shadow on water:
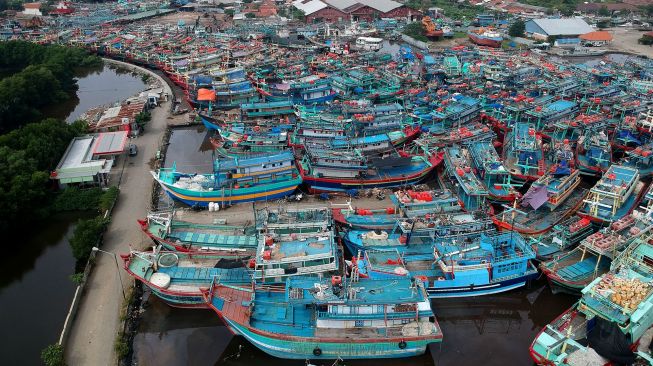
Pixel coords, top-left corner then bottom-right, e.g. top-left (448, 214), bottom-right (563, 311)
top-left (133, 279), bottom-right (576, 366)
top-left (0, 211), bottom-right (93, 366)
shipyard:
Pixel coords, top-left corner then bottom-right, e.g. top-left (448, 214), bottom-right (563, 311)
top-left (1, 1), bottom-right (653, 365)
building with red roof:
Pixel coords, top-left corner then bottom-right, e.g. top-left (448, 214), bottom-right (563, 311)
top-left (580, 31), bottom-right (613, 46)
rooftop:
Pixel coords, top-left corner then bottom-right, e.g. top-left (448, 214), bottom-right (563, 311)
top-left (580, 31), bottom-right (613, 42)
top-left (529, 18), bottom-right (593, 36)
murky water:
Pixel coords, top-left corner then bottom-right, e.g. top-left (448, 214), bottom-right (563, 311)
top-left (133, 278), bottom-right (575, 366)
top-left (0, 212), bottom-right (92, 365)
top-left (164, 125), bottom-right (215, 172)
top-left (45, 63), bottom-right (147, 122)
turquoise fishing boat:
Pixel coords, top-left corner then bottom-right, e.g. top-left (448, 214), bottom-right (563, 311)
top-left (579, 165), bottom-right (646, 224)
top-left (443, 145), bottom-right (488, 210)
top-left (333, 188), bottom-right (461, 230)
top-left (528, 216), bottom-right (596, 262)
top-left (203, 276), bottom-right (443, 359)
top-left (151, 152), bottom-right (302, 206)
top-left (122, 247), bottom-right (252, 308)
top-left (621, 142), bottom-right (653, 177)
top-left (469, 140), bottom-right (519, 202)
top-left (352, 232), bottom-right (538, 298)
top-left (576, 127), bottom-right (612, 177)
top-left (503, 122), bottom-right (546, 183)
top-left (540, 212), bottom-right (651, 295)
top-left (531, 234), bottom-right (653, 365)
top-left (137, 211), bottom-right (257, 252)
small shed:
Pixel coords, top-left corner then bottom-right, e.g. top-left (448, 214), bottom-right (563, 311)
top-left (580, 31), bottom-right (613, 46)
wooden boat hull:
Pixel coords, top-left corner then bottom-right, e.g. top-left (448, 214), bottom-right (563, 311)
top-left (152, 171), bottom-right (302, 206)
top-left (491, 188), bottom-right (589, 235)
top-left (219, 316), bottom-right (441, 359)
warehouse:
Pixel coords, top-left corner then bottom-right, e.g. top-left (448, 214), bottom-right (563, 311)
top-left (293, 0), bottom-right (420, 23)
top-left (524, 18), bottom-right (593, 46)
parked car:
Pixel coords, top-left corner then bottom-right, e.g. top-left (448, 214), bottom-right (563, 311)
top-left (128, 144), bottom-right (138, 156)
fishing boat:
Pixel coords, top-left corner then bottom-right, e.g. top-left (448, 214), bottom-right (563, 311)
top-left (525, 100), bottom-right (579, 132)
top-left (530, 234), bottom-right (653, 365)
top-left (528, 216), bottom-right (595, 262)
top-left (576, 128), bottom-right (612, 176)
top-left (341, 210), bottom-right (496, 254)
top-left (621, 141), bottom-right (653, 177)
top-left (259, 74), bottom-right (335, 105)
top-left (332, 188), bottom-right (461, 230)
top-left (298, 146), bottom-right (441, 193)
top-left (442, 146), bottom-right (488, 210)
top-left (493, 160), bottom-right (587, 235)
top-left (424, 95), bottom-right (482, 134)
top-left (122, 246), bottom-right (252, 308)
top-left (252, 206), bottom-right (339, 282)
top-left (240, 101), bottom-right (295, 120)
top-left (468, 141), bottom-right (519, 202)
top-left (539, 212), bottom-right (651, 295)
top-left (203, 276), bottom-right (442, 359)
top-left (579, 165), bottom-right (646, 224)
top-left (503, 122), bottom-right (546, 183)
top-left (137, 211), bottom-right (257, 252)
top-left (352, 232), bottom-right (538, 298)
top-left (467, 27), bottom-right (503, 48)
top-left (152, 152), bottom-right (302, 206)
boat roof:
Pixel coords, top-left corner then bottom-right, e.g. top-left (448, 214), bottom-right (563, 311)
top-left (215, 151), bottom-right (293, 170)
top-left (257, 233), bottom-right (335, 263)
top-left (283, 276), bottom-right (426, 305)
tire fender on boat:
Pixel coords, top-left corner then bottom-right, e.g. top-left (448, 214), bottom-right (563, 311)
top-left (313, 346), bottom-right (322, 356)
top-left (398, 340), bottom-right (407, 349)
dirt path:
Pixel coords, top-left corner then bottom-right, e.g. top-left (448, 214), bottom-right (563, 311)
top-left (64, 60), bottom-right (181, 366)
top-left (605, 27), bottom-right (653, 58)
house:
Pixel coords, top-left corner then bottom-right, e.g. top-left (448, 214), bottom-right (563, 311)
top-left (51, 131), bottom-right (129, 188)
top-left (22, 2), bottom-right (42, 16)
top-left (50, 1), bottom-right (75, 15)
top-left (85, 99), bottom-right (147, 134)
top-left (579, 31), bottom-right (613, 47)
top-left (293, 0), bottom-right (420, 23)
top-left (525, 18), bottom-right (594, 46)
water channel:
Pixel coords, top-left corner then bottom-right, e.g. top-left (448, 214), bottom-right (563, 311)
top-left (0, 63), bottom-right (146, 365)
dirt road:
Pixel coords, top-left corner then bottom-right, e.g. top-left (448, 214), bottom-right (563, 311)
top-left (606, 27), bottom-right (653, 58)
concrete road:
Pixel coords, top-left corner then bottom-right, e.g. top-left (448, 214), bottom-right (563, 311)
top-left (65, 61), bottom-right (175, 366)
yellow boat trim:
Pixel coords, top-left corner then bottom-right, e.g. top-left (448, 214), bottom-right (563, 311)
top-left (162, 184), bottom-right (298, 202)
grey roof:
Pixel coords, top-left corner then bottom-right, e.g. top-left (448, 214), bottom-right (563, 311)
top-left (293, 0), bottom-right (327, 15)
top-left (323, 0), bottom-right (358, 11)
top-left (356, 0), bottom-right (402, 13)
top-left (530, 18), bottom-right (593, 36)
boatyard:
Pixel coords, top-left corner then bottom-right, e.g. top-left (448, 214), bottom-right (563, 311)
top-left (2, 1), bottom-right (653, 366)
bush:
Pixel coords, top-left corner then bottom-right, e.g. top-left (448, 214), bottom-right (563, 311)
top-left (52, 187), bottom-right (103, 212)
top-left (135, 111), bottom-right (151, 128)
top-left (402, 22), bottom-right (428, 42)
top-left (70, 272), bottom-right (84, 285)
top-left (115, 331), bottom-right (130, 360)
top-left (41, 343), bottom-right (65, 366)
top-left (99, 187), bottom-right (120, 213)
top-left (69, 216), bottom-right (110, 263)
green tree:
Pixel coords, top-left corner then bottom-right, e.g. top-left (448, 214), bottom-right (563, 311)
top-left (41, 343), bottom-right (65, 366)
top-left (69, 216), bottom-right (110, 263)
top-left (509, 20), bottom-right (526, 37)
top-left (402, 22), bottom-right (428, 42)
top-left (245, 12), bottom-right (256, 18)
top-left (598, 6), bottom-right (610, 16)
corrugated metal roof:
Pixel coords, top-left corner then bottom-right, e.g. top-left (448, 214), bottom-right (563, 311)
top-left (323, 0), bottom-right (357, 11)
top-left (530, 18), bottom-right (593, 36)
top-left (292, 0), bottom-right (327, 16)
top-left (356, 0), bottom-right (402, 13)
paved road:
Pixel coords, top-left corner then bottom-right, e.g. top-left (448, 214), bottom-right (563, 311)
top-left (65, 61), bottom-right (175, 366)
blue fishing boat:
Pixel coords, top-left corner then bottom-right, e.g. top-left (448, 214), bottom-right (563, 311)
top-left (528, 216), bottom-right (595, 262)
top-left (203, 276), bottom-right (443, 359)
top-left (493, 160), bottom-right (587, 235)
top-left (503, 122), bottom-right (546, 183)
top-left (531, 234), bottom-right (653, 365)
top-left (424, 95), bottom-right (482, 134)
top-left (259, 74), bottom-right (335, 104)
top-left (579, 165), bottom-right (646, 224)
top-left (152, 152), bottom-right (302, 206)
top-left (525, 99), bottom-right (579, 132)
top-left (240, 100), bottom-right (295, 119)
top-left (353, 232), bottom-right (538, 298)
top-left (190, 67), bottom-right (260, 109)
top-left (621, 142), bottom-right (653, 177)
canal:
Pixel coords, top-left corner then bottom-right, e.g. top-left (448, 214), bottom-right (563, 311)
top-left (0, 63), bottom-right (146, 365)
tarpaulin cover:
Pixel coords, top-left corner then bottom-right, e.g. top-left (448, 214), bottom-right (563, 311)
top-left (197, 88), bottom-right (216, 102)
top-left (521, 184), bottom-right (548, 210)
top-left (587, 317), bottom-right (635, 365)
